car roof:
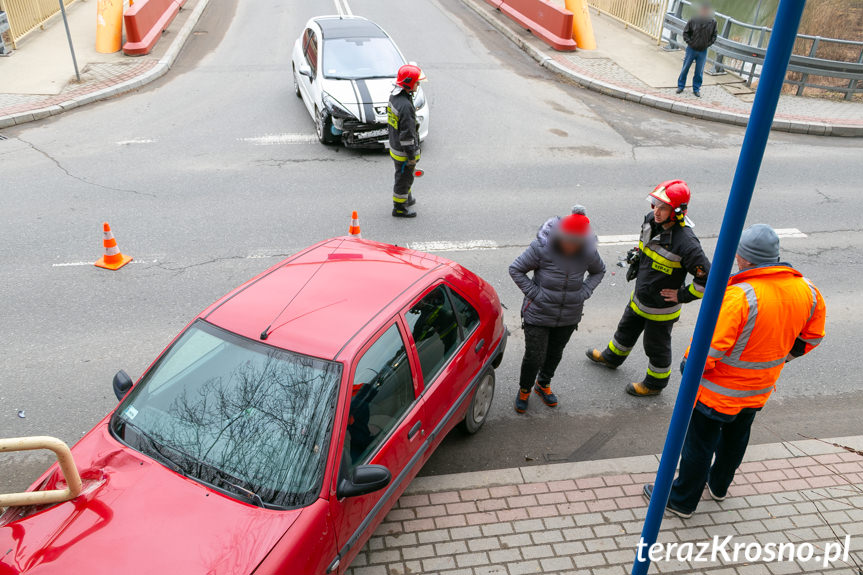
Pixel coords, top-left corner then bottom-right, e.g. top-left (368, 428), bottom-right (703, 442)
top-left (315, 16), bottom-right (388, 40)
top-left (202, 238), bottom-right (449, 362)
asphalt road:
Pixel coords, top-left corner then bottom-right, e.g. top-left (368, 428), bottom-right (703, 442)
top-left (1, 0), bottom-right (862, 492)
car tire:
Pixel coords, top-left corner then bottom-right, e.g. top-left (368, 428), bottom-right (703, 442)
top-left (460, 369), bottom-right (495, 434)
top-left (292, 64), bottom-right (301, 98)
top-left (315, 107), bottom-right (337, 145)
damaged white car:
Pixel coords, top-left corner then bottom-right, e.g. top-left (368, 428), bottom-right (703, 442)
top-left (292, 16), bottom-right (430, 148)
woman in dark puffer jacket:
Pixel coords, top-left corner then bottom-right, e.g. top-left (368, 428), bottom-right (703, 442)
top-left (509, 206), bottom-right (606, 414)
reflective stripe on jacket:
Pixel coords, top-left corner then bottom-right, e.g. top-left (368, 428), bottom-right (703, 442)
top-left (689, 264), bottom-right (827, 415)
top-left (631, 213), bottom-right (711, 321)
top-left (387, 88), bottom-right (419, 161)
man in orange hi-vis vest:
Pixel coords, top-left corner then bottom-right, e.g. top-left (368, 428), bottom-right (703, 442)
top-left (643, 224), bottom-right (826, 518)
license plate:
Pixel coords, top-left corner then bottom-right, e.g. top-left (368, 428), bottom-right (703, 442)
top-left (354, 128), bottom-right (388, 140)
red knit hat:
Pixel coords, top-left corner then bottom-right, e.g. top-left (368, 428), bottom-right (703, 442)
top-left (560, 212), bottom-right (591, 237)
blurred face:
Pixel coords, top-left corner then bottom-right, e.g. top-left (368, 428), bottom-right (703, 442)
top-left (557, 237), bottom-right (584, 256)
top-left (653, 202), bottom-right (674, 224)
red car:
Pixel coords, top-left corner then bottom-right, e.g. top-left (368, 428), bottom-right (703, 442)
top-left (0, 238), bottom-right (506, 575)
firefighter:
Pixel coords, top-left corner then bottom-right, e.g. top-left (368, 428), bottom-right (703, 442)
top-left (644, 224), bottom-right (827, 517)
top-left (387, 64), bottom-right (424, 218)
top-left (586, 181), bottom-right (710, 396)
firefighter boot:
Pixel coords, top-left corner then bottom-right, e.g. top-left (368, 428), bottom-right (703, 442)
top-left (625, 381), bottom-right (662, 397)
top-left (392, 202), bottom-right (417, 218)
top-left (407, 192), bottom-right (416, 207)
top-left (514, 389), bottom-right (530, 414)
top-left (586, 348), bottom-right (617, 369)
top-left (533, 382), bottom-right (558, 407)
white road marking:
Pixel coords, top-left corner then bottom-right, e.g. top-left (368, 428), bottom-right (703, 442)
top-left (52, 259), bottom-right (158, 267)
top-left (116, 139), bottom-right (155, 145)
top-left (334, 0), bottom-right (352, 17)
top-left (238, 133), bottom-right (318, 145)
top-left (774, 228), bottom-right (808, 239)
top-left (407, 240), bottom-right (499, 252)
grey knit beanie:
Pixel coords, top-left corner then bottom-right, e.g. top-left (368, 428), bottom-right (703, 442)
top-left (737, 224), bottom-right (780, 265)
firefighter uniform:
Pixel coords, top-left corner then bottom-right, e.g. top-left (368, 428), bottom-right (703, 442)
top-left (601, 213), bottom-right (711, 390)
top-left (387, 87), bottom-right (419, 212)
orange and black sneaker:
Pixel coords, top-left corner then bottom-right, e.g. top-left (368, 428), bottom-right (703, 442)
top-left (514, 389), bottom-right (530, 414)
top-left (533, 383), bottom-right (558, 407)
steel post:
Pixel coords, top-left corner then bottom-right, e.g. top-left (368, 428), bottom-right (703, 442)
top-left (630, 1), bottom-right (807, 574)
top-left (58, 0), bottom-right (80, 81)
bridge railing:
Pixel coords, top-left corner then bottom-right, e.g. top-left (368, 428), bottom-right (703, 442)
top-left (0, 0), bottom-right (77, 49)
top-left (664, 0), bottom-right (863, 100)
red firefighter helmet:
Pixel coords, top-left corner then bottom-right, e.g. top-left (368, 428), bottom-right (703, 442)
top-left (649, 180), bottom-right (691, 215)
top-left (396, 64), bottom-right (424, 92)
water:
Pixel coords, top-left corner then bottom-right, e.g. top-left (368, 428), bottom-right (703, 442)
top-left (711, 0), bottom-right (779, 26)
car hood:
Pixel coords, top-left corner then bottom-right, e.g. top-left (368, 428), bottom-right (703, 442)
top-left (322, 77), bottom-right (395, 123)
top-left (0, 424), bottom-right (302, 575)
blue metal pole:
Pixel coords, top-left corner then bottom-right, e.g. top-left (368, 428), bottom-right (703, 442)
top-left (631, 1), bottom-right (806, 573)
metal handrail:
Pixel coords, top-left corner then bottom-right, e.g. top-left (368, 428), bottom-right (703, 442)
top-left (664, 0), bottom-right (863, 99)
top-left (0, 436), bottom-right (82, 507)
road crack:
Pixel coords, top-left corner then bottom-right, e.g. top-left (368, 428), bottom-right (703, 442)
top-left (17, 136), bottom-right (157, 198)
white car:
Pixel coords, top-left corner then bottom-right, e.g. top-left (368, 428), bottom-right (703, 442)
top-left (292, 16), bottom-right (430, 148)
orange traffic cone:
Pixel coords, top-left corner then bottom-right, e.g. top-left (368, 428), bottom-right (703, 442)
top-left (348, 211), bottom-right (361, 238)
top-left (94, 222), bottom-right (133, 270)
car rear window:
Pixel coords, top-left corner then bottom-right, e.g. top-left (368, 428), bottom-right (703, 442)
top-left (111, 320), bottom-right (341, 509)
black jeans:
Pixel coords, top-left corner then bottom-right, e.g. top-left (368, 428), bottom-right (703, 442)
top-left (601, 305), bottom-right (676, 390)
top-left (669, 404), bottom-right (758, 514)
top-left (392, 158), bottom-right (415, 205)
top-left (519, 324), bottom-right (577, 391)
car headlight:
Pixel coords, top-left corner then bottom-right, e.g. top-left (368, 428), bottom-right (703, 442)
top-left (413, 88), bottom-right (426, 110)
top-left (322, 92), bottom-right (357, 120)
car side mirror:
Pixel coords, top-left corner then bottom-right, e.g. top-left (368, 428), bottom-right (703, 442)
top-left (112, 370), bottom-right (133, 401)
top-left (298, 64), bottom-right (313, 79)
top-left (337, 464), bottom-right (391, 499)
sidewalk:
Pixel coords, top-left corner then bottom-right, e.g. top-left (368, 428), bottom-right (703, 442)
top-left (464, 0), bottom-right (863, 136)
top-left (347, 435), bottom-right (863, 574)
top-left (0, 0), bottom-right (210, 129)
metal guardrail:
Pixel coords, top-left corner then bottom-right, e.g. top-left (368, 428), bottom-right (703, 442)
top-left (587, 0), bottom-right (666, 43)
top-left (0, 436), bottom-right (82, 507)
top-left (664, 0), bottom-right (863, 100)
top-left (0, 0), bottom-right (77, 49)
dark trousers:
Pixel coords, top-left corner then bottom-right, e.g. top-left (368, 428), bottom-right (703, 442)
top-left (392, 159), bottom-right (414, 205)
top-left (669, 405), bottom-right (757, 514)
top-left (601, 305), bottom-right (675, 390)
top-left (519, 324), bottom-right (577, 391)
top-left (678, 46), bottom-right (708, 92)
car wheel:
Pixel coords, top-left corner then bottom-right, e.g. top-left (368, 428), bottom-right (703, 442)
top-left (315, 107), bottom-right (337, 145)
top-left (461, 369), bottom-right (495, 434)
top-left (292, 64), bottom-right (301, 98)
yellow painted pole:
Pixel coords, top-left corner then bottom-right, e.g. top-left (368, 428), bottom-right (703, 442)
top-left (565, 0), bottom-right (597, 50)
top-left (95, 0), bottom-right (123, 53)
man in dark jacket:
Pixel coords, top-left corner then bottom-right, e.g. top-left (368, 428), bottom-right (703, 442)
top-left (388, 64), bottom-right (424, 218)
top-left (587, 181), bottom-right (710, 397)
top-left (677, 3), bottom-right (717, 97)
top-left (510, 206), bottom-right (606, 414)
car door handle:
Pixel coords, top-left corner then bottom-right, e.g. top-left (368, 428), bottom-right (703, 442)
top-left (475, 339), bottom-right (486, 353)
top-left (408, 421), bottom-right (422, 440)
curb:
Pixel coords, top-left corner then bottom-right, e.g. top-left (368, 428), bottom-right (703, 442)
top-left (405, 434), bottom-right (863, 495)
top-left (462, 0), bottom-right (863, 137)
top-left (0, 0), bottom-right (211, 130)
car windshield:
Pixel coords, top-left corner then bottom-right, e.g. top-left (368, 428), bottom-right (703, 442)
top-left (111, 321), bottom-right (342, 509)
top-left (322, 36), bottom-right (404, 80)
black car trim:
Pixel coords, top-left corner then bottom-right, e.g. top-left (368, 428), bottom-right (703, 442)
top-left (326, 333), bottom-right (507, 573)
top-left (348, 81), bottom-right (364, 122)
top-left (354, 79), bottom-right (377, 126)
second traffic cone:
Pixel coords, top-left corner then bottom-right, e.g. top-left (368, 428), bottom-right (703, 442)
top-left (348, 211), bottom-right (361, 238)
top-left (94, 222), bottom-right (133, 270)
